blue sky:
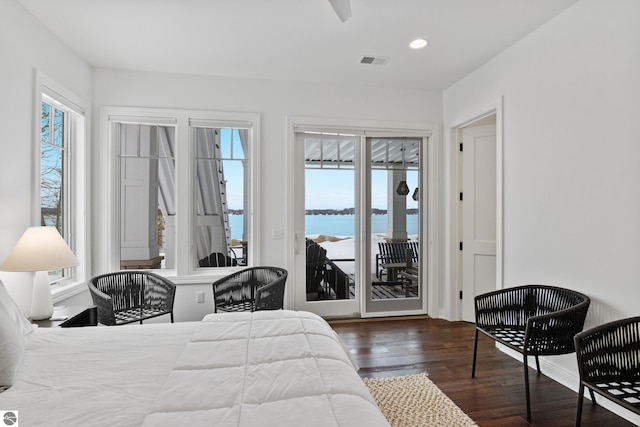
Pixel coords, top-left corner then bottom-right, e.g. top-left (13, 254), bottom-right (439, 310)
top-left (221, 129), bottom-right (419, 211)
top-left (305, 169), bottom-right (419, 210)
top-left (220, 128), bottom-right (245, 210)
top-left (225, 166), bottom-right (419, 211)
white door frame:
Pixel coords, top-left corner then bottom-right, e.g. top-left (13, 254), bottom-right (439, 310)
top-left (448, 97), bottom-right (504, 321)
top-left (286, 115), bottom-right (438, 318)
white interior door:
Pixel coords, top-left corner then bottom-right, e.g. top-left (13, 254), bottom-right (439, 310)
top-left (461, 123), bottom-right (497, 322)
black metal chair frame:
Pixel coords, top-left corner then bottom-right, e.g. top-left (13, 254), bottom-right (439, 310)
top-left (88, 271), bottom-right (176, 325)
top-left (472, 284), bottom-right (591, 419)
top-left (212, 266), bottom-right (288, 312)
top-left (574, 316), bottom-right (640, 426)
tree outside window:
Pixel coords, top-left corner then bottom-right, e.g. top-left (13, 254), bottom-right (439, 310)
top-left (40, 100), bottom-right (67, 281)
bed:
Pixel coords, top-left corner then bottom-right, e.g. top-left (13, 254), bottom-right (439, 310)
top-left (0, 284), bottom-right (389, 427)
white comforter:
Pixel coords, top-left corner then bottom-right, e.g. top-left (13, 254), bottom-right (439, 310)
top-left (0, 321), bottom-right (199, 426)
top-left (143, 310), bottom-right (389, 426)
top-left (0, 310), bottom-right (388, 427)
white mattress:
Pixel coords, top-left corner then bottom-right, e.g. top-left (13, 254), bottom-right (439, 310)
top-left (0, 311), bottom-right (388, 427)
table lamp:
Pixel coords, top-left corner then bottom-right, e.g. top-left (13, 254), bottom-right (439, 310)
top-left (0, 226), bottom-right (79, 320)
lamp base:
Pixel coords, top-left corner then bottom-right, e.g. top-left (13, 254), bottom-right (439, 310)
top-left (30, 270), bottom-right (53, 321)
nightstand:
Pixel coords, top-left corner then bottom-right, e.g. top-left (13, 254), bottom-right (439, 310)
top-left (33, 305), bottom-right (98, 328)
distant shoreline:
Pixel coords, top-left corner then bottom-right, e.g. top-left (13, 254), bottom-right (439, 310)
top-left (228, 208), bottom-right (418, 215)
top-left (228, 210), bottom-right (419, 240)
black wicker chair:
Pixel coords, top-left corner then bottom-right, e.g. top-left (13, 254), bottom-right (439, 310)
top-left (88, 271), bottom-right (176, 325)
top-left (472, 284), bottom-right (591, 419)
top-left (212, 266), bottom-right (287, 312)
top-left (574, 316), bottom-right (640, 426)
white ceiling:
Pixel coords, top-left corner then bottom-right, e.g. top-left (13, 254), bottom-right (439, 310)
top-left (17, 0), bottom-right (579, 91)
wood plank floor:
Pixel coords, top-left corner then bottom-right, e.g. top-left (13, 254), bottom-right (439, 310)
top-left (330, 316), bottom-right (636, 427)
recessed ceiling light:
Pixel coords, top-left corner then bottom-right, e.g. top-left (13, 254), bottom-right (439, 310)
top-left (409, 39), bottom-right (428, 49)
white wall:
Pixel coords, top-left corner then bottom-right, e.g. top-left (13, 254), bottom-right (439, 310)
top-left (0, 0), bottom-right (92, 312)
top-left (91, 69), bottom-right (442, 320)
top-left (443, 0), bottom-right (640, 422)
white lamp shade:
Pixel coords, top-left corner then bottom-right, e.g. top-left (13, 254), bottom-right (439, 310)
top-left (0, 226), bottom-right (79, 272)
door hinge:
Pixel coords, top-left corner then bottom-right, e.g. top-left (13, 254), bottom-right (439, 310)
top-left (459, 142), bottom-right (463, 152)
top-left (459, 291), bottom-right (463, 300)
top-left (459, 241), bottom-right (463, 251)
top-left (459, 192), bottom-right (463, 201)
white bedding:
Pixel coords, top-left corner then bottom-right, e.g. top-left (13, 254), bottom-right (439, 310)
top-left (0, 310), bottom-right (389, 427)
top-left (0, 321), bottom-right (199, 426)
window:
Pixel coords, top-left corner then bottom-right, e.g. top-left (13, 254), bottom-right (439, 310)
top-left (37, 77), bottom-right (87, 287)
top-left (194, 127), bottom-right (248, 268)
top-left (101, 109), bottom-right (259, 276)
top-left (119, 124), bottom-right (176, 270)
top-left (40, 100), bottom-right (67, 237)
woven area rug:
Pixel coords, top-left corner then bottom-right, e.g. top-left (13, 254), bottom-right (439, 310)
top-left (364, 373), bottom-right (478, 427)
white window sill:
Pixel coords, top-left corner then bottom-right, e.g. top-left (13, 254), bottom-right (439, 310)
top-left (49, 269), bottom-right (241, 303)
top-left (51, 280), bottom-right (87, 304)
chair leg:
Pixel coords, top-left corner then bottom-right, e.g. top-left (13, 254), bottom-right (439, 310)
top-left (170, 312), bottom-right (174, 323)
top-left (576, 384), bottom-right (585, 427)
top-left (523, 354), bottom-right (532, 419)
top-left (535, 354), bottom-right (541, 375)
top-left (588, 388), bottom-right (596, 405)
top-left (472, 328), bottom-right (479, 378)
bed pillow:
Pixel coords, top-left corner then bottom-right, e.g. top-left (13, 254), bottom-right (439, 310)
top-left (0, 300), bottom-right (25, 388)
top-left (0, 279), bottom-right (35, 335)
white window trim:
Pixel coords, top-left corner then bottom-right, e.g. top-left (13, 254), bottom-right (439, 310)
top-left (96, 107), bottom-right (260, 282)
top-left (34, 71), bottom-right (90, 302)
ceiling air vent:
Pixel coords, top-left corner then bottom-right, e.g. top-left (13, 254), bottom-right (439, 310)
top-left (360, 56), bottom-right (389, 65)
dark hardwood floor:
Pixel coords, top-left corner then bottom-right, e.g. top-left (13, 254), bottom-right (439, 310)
top-left (330, 316), bottom-right (636, 427)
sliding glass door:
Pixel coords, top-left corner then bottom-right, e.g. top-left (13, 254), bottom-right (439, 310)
top-left (291, 122), bottom-right (429, 318)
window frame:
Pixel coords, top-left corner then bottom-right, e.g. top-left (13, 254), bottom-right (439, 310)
top-left (34, 72), bottom-right (89, 300)
top-left (40, 96), bottom-right (70, 279)
top-left (192, 125), bottom-right (250, 269)
top-left (97, 107), bottom-right (260, 281)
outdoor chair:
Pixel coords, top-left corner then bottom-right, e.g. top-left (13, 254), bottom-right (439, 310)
top-left (306, 241), bottom-right (327, 298)
top-left (199, 251), bottom-right (238, 267)
top-left (212, 266), bottom-right (288, 312)
top-left (472, 284), bottom-right (591, 419)
top-left (574, 316), bottom-right (640, 426)
top-left (88, 271), bottom-right (176, 325)
top-left (325, 260), bottom-right (352, 299)
top-left (376, 241), bottom-right (418, 279)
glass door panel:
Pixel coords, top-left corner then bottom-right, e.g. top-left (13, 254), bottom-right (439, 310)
top-left (294, 131), bottom-right (359, 318)
top-left (364, 137), bottom-right (424, 315)
top-left (304, 136), bottom-right (356, 302)
top-left (305, 168), bottom-right (355, 301)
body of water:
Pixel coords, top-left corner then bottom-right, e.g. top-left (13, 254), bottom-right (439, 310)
top-left (228, 214), bottom-right (418, 240)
